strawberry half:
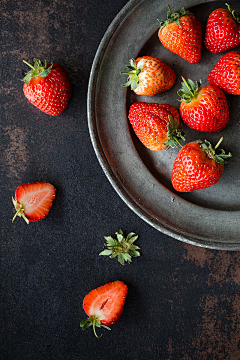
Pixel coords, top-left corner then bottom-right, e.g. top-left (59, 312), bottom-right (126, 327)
top-left (171, 138), bottom-right (232, 192)
top-left (204, 4), bottom-right (240, 54)
top-left (208, 51), bottom-right (240, 95)
top-left (121, 56), bottom-right (176, 96)
top-left (80, 281), bottom-right (128, 337)
top-left (128, 102), bottom-right (185, 151)
top-left (178, 78), bottom-right (229, 133)
top-left (12, 182), bottom-right (56, 224)
top-left (158, 6), bottom-right (202, 64)
top-left (22, 58), bottom-right (71, 116)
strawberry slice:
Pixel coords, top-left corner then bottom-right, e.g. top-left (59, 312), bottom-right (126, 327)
top-left (80, 281), bottom-right (128, 337)
top-left (12, 182), bottom-right (56, 224)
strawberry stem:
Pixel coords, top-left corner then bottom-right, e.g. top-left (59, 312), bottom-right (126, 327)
top-left (92, 317), bottom-right (101, 338)
top-left (12, 203), bottom-right (23, 223)
top-left (172, 136), bottom-right (183, 148)
top-left (226, 3), bottom-right (240, 23)
top-left (22, 60), bottom-right (36, 71)
top-left (12, 197), bottom-right (29, 224)
top-left (214, 137), bottom-right (223, 150)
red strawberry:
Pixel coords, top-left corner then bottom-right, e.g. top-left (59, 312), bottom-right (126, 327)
top-left (23, 58), bottom-right (71, 116)
top-left (204, 4), bottom-right (240, 53)
top-left (178, 78), bottom-right (229, 133)
top-left (12, 182), bottom-right (56, 224)
top-left (171, 138), bottom-right (232, 192)
top-left (128, 102), bottom-right (185, 151)
top-left (208, 51), bottom-right (240, 95)
top-left (80, 281), bottom-right (128, 337)
top-left (158, 6), bottom-right (202, 64)
top-left (121, 56), bottom-right (176, 96)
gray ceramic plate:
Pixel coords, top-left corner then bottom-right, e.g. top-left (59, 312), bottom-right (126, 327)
top-left (88, 0), bottom-right (240, 250)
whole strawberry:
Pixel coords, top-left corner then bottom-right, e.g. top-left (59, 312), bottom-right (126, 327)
top-left (80, 281), bottom-right (128, 337)
top-left (178, 78), bottom-right (229, 133)
top-left (128, 102), bottom-right (185, 151)
top-left (205, 4), bottom-right (240, 53)
top-left (23, 58), bottom-right (71, 116)
top-left (121, 56), bottom-right (176, 96)
top-left (158, 6), bottom-right (202, 64)
top-left (171, 138), bottom-right (232, 192)
top-left (12, 182), bottom-right (56, 224)
top-left (208, 51), bottom-right (240, 95)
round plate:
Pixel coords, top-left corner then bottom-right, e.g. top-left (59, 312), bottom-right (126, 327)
top-left (87, 0), bottom-right (240, 250)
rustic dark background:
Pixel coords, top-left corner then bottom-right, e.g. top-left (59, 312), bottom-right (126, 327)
top-left (1, 0), bottom-right (240, 359)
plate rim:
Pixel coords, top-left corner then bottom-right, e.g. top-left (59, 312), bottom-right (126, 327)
top-left (87, 0), bottom-right (240, 250)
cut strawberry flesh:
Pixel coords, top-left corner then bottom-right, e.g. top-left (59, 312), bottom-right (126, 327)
top-left (14, 182), bottom-right (56, 221)
top-left (83, 281), bottom-right (128, 326)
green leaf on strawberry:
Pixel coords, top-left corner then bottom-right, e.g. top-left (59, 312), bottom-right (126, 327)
top-left (22, 58), bottom-right (53, 83)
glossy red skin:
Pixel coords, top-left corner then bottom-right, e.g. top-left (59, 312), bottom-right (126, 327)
top-left (179, 85), bottom-right (229, 132)
top-left (23, 63), bottom-right (71, 116)
top-left (205, 8), bottom-right (240, 53)
top-left (208, 51), bottom-right (240, 95)
top-left (128, 102), bottom-right (181, 151)
top-left (15, 182), bottom-right (56, 222)
top-left (171, 142), bottom-right (224, 192)
top-left (134, 56), bottom-right (176, 96)
top-left (83, 281), bottom-right (128, 326)
top-left (158, 14), bottom-right (202, 64)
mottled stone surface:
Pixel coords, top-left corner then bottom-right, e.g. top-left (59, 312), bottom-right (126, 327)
top-left (1, 0), bottom-right (240, 359)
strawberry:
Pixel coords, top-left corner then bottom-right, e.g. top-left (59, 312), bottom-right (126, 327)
top-left (208, 51), bottom-right (240, 95)
top-left (171, 138), bottom-right (232, 192)
top-left (204, 4), bottom-right (240, 54)
top-left (121, 56), bottom-right (176, 96)
top-left (128, 102), bottom-right (185, 151)
top-left (12, 182), bottom-right (56, 224)
top-left (158, 6), bottom-right (202, 64)
top-left (178, 78), bottom-right (229, 133)
top-left (80, 281), bottom-right (128, 337)
top-left (22, 58), bottom-right (71, 116)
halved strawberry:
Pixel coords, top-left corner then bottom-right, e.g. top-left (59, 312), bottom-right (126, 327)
top-left (12, 182), bottom-right (56, 224)
top-left (80, 281), bottom-right (128, 337)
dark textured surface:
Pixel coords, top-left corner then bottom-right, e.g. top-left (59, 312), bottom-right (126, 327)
top-left (1, 0), bottom-right (240, 359)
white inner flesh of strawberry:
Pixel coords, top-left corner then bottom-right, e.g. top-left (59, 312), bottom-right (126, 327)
top-left (90, 296), bottom-right (114, 320)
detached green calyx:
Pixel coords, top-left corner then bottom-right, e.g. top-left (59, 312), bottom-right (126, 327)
top-left (99, 230), bottom-right (140, 265)
top-left (121, 59), bottom-right (144, 90)
top-left (164, 115), bottom-right (185, 149)
top-left (198, 138), bottom-right (232, 164)
top-left (158, 6), bottom-right (191, 29)
top-left (80, 315), bottom-right (111, 338)
top-left (22, 58), bottom-right (53, 83)
top-left (177, 77), bottom-right (201, 103)
top-left (226, 3), bottom-right (240, 24)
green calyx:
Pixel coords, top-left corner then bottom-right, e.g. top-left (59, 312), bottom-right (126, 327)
top-left (226, 3), bottom-right (240, 24)
top-left (99, 230), bottom-right (140, 265)
top-left (163, 116), bottom-right (185, 149)
top-left (120, 59), bottom-right (144, 90)
top-left (197, 137), bottom-right (232, 164)
top-left (80, 315), bottom-right (111, 338)
top-left (158, 5), bottom-right (191, 29)
top-left (12, 197), bottom-right (29, 224)
top-left (177, 77), bottom-right (201, 103)
top-left (22, 58), bottom-right (53, 83)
